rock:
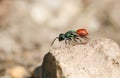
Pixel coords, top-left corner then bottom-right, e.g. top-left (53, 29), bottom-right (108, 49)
top-left (32, 38), bottom-right (120, 78)
top-left (7, 66), bottom-right (29, 78)
top-left (31, 66), bottom-right (42, 78)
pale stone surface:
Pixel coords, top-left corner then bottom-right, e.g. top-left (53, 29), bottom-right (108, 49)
top-left (33, 38), bottom-right (120, 78)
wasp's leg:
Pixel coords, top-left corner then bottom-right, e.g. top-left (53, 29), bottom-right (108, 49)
top-left (78, 36), bottom-right (90, 44)
top-left (65, 39), bottom-right (68, 45)
top-left (85, 36), bottom-right (90, 40)
top-left (75, 37), bottom-right (83, 43)
top-left (68, 38), bottom-right (72, 45)
top-left (82, 36), bottom-right (90, 42)
top-left (65, 39), bottom-right (72, 47)
top-left (73, 38), bottom-right (78, 43)
top-left (67, 40), bottom-right (70, 45)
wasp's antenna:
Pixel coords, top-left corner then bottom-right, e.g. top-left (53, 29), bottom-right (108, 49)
top-left (51, 37), bottom-right (59, 46)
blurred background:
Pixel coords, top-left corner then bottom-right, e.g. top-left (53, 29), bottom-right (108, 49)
top-left (0, 0), bottom-right (120, 78)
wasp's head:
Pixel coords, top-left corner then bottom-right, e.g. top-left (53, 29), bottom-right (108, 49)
top-left (59, 33), bottom-right (66, 41)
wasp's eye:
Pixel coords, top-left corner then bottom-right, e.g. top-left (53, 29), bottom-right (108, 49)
top-left (59, 34), bottom-right (65, 41)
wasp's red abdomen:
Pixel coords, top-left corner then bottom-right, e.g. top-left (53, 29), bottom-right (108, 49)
top-left (76, 29), bottom-right (88, 36)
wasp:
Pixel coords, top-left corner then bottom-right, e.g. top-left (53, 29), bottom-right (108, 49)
top-left (51, 29), bottom-right (90, 46)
